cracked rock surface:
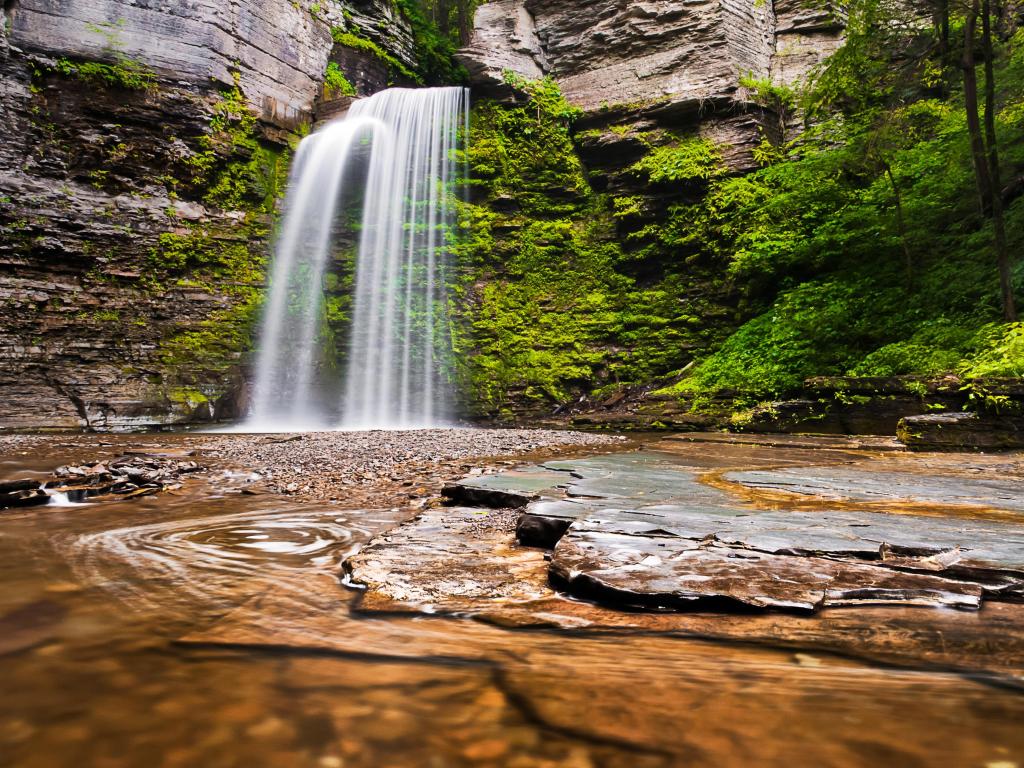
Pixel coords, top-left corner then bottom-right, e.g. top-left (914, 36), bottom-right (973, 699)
top-left (365, 437), bottom-right (1024, 619)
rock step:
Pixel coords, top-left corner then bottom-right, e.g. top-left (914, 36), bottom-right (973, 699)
top-left (898, 412), bottom-right (1024, 451)
top-left (494, 450), bottom-right (1024, 613)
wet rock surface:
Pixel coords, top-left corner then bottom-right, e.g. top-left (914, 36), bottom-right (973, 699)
top-left (48, 454), bottom-right (203, 500)
top-left (0, 1), bottom-right (418, 432)
top-left (526, 452), bottom-right (1024, 611)
top-left (347, 437), bottom-right (1024, 682)
top-left (724, 464), bottom-right (1024, 512)
top-left (4, 432), bottom-right (1024, 766)
top-left (1, 451), bottom-right (204, 508)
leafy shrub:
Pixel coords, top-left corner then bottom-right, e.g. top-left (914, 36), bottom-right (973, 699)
top-left (55, 56), bottom-right (156, 91)
top-left (331, 28), bottom-right (421, 84)
top-left (629, 138), bottom-right (722, 184)
top-left (684, 282), bottom-right (868, 399)
top-left (961, 323), bottom-right (1024, 378)
top-left (323, 62), bottom-right (356, 98)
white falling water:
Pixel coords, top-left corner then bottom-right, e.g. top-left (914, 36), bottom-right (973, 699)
top-left (247, 87), bottom-right (468, 431)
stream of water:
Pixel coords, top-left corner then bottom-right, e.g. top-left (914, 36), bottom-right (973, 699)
top-left (2, 435), bottom-right (1023, 767)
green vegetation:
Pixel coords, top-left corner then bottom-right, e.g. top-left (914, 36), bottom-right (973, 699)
top-left (54, 56), bottom-right (157, 91)
top-left (455, 0), bottom-right (1024, 418)
top-left (393, 0), bottom-right (468, 84)
top-left (153, 79), bottom-right (288, 378)
top-left (52, 21), bottom-right (157, 92)
top-left (323, 61), bottom-right (356, 98)
top-left (331, 27), bottom-right (422, 84)
top-left (184, 80), bottom-right (289, 212)
top-left (160, 293), bottom-right (263, 373)
top-left (454, 75), bottom-right (717, 415)
top-left (328, 0), bottom-right (469, 87)
top-left (629, 137), bottom-right (722, 184)
top-left (667, 0), bottom-right (1024, 408)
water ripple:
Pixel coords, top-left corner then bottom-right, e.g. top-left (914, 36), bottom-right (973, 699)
top-left (65, 506), bottom-right (401, 612)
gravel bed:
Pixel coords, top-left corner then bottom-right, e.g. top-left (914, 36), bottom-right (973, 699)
top-left (198, 428), bottom-right (622, 504)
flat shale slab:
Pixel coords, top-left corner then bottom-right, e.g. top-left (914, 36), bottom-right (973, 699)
top-left (551, 526), bottom-right (984, 612)
top-left (441, 443), bottom-right (1024, 612)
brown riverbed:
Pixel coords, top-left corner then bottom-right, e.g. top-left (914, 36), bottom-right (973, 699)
top-left (1, 431), bottom-right (1023, 768)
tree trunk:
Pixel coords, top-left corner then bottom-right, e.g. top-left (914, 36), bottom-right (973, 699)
top-left (457, 0), bottom-right (471, 45)
top-left (981, 0), bottom-right (1017, 320)
top-left (962, 0), bottom-right (993, 215)
top-left (934, 0), bottom-right (949, 61)
top-left (885, 164), bottom-right (914, 289)
top-left (436, 0), bottom-right (451, 38)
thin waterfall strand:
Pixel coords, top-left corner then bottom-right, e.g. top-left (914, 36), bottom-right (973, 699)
top-left (342, 87), bottom-right (467, 429)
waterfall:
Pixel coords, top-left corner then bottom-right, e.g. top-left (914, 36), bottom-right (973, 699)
top-left (247, 87), bottom-right (468, 432)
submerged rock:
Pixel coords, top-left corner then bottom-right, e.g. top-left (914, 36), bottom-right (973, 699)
top-left (442, 466), bottom-right (569, 508)
top-left (0, 453), bottom-right (205, 509)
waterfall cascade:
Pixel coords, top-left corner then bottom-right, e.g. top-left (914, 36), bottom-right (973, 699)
top-left (247, 87), bottom-right (468, 431)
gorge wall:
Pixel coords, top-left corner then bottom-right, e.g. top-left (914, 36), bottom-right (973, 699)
top-left (451, 0), bottom-right (844, 424)
top-left (0, 0), bottom-right (844, 430)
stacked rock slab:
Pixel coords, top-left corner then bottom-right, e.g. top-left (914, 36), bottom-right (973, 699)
top-left (458, 0), bottom-right (842, 170)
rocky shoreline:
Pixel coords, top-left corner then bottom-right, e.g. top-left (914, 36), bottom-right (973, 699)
top-left (199, 427), bottom-right (626, 505)
top-left (0, 428), bottom-right (626, 511)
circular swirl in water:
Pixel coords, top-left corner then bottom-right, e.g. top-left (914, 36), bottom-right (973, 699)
top-left (66, 506), bottom-right (402, 614)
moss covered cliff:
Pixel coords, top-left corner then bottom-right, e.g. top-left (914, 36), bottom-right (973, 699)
top-left (455, 0), bottom-right (1024, 430)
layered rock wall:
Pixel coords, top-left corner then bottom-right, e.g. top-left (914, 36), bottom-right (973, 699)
top-left (7, 0), bottom-right (330, 125)
top-left (454, 0), bottom-right (846, 424)
top-left (0, 0), bottom-right (414, 430)
top-left (459, 0), bottom-right (843, 167)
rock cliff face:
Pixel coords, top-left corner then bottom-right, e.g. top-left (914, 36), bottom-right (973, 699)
top-left (1, 0), bottom-right (847, 431)
top-left (0, 0), bottom-right (413, 430)
top-left (462, 0), bottom-right (840, 105)
top-left (459, 0), bottom-right (842, 163)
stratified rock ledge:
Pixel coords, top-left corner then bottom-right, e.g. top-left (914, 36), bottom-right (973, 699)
top-left (498, 448), bottom-right (1024, 612)
top-left (899, 412), bottom-right (1024, 451)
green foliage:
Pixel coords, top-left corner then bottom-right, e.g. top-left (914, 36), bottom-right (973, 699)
top-left (683, 282), bottom-right (869, 401)
top-left (160, 293), bottom-right (262, 373)
top-left (501, 72), bottom-right (584, 122)
top-left (628, 137), bottom-right (723, 184)
top-left (148, 228), bottom-right (263, 287)
top-left (468, 74), bottom-right (586, 215)
top-left (54, 57), bottom-right (157, 91)
top-left (739, 74), bottom-right (797, 114)
top-left (186, 83), bottom-right (289, 212)
top-left (455, 78), bottom-right (710, 412)
top-left (665, 10), bottom-right (1024, 408)
top-left (52, 21), bottom-right (157, 91)
top-left (961, 323), bottom-right (1024, 378)
top-left (393, 0), bottom-right (468, 84)
top-left (331, 27), bottom-right (422, 84)
top-left (323, 61), bottom-right (356, 97)
top-left (801, 0), bottom-right (930, 117)
top-left (154, 223), bottom-right (267, 373)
